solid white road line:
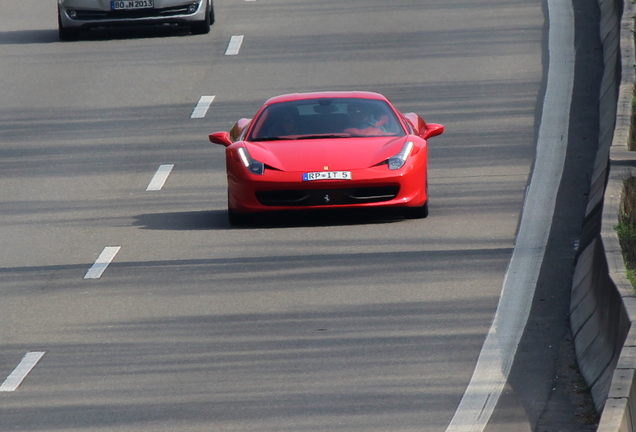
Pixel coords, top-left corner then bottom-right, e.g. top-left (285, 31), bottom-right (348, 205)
top-left (146, 164), bottom-right (174, 191)
top-left (445, 0), bottom-right (575, 431)
top-left (191, 95), bottom-right (215, 119)
top-left (84, 246), bottom-right (121, 279)
top-left (225, 35), bottom-right (244, 55)
top-left (0, 352), bottom-right (45, 392)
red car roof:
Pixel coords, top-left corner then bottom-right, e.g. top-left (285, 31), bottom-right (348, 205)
top-left (263, 91), bottom-right (390, 106)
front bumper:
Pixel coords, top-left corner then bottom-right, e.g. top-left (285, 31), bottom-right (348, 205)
top-left (58, 0), bottom-right (207, 29)
top-left (227, 165), bottom-right (428, 214)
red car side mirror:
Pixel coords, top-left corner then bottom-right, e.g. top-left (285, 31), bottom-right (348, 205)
top-left (209, 131), bottom-right (232, 147)
top-left (422, 123), bottom-right (444, 140)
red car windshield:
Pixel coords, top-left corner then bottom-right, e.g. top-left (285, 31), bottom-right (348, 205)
top-left (249, 98), bottom-right (407, 141)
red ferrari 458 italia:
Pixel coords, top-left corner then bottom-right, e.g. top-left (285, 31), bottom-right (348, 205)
top-left (209, 91), bottom-right (444, 225)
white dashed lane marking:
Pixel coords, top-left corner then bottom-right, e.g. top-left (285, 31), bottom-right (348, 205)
top-left (225, 35), bottom-right (244, 55)
top-left (191, 95), bottom-right (215, 119)
top-left (0, 352), bottom-right (45, 392)
top-left (146, 164), bottom-right (174, 191)
top-left (84, 246), bottom-right (121, 279)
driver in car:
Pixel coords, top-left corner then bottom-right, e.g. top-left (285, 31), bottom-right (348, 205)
top-left (344, 103), bottom-right (389, 136)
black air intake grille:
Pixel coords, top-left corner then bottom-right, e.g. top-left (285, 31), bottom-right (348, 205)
top-left (256, 186), bottom-right (399, 207)
top-left (73, 4), bottom-right (198, 20)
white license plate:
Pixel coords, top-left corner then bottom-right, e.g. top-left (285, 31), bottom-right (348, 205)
top-left (303, 171), bottom-right (352, 181)
top-left (111, 0), bottom-right (154, 10)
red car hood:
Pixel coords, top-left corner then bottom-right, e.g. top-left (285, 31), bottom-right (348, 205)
top-left (243, 136), bottom-right (411, 172)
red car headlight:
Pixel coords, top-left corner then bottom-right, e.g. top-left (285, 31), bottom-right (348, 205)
top-left (237, 147), bottom-right (265, 175)
top-left (388, 141), bottom-right (414, 170)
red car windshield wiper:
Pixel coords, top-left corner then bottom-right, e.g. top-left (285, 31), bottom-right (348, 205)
top-left (253, 134), bottom-right (353, 141)
top-left (296, 134), bottom-right (352, 140)
top-left (253, 136), bottom-right (295, 141)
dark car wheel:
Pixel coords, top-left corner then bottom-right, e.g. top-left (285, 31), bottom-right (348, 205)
top-left (228, 209), bottom-right (251, 226)
top-left (209, 0), bottom-right (215, 25)
top-left (191, 1), bottom-right (213, 34)
top-left (58, 10), bottom-right (80, 41)
top-left (404, 202), bottom-right (429, 219)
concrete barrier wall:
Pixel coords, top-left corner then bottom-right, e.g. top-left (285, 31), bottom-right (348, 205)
top-left (571, 0), bottom-right (636, 429)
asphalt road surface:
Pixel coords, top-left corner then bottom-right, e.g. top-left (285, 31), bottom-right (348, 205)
top-left (0, 0), bottom-right (602, 431)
